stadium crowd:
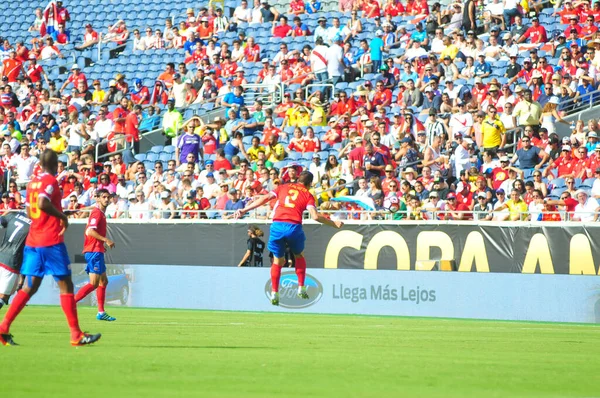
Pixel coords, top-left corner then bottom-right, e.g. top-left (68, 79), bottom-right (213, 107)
top-left (1, 0), bottom-right (600, 221)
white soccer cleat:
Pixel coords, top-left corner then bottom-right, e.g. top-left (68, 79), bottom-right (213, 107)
top-left (298, 286), bottom-right (309, 300)
top-left (270, 292), bottom-right (280, 306)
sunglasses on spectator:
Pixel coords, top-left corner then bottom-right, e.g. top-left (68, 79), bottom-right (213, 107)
top-left (389, 184), bottom-right (397, 188)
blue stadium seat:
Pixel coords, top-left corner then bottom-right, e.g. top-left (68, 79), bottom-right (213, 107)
top-left (146, 153), bottom-right (159, 162)
top-left (159, 152), bottom-right (173, 162)
top-left (163, 145), bottom-right (175, 154)
top-left (149, 145), bottom-right (164, 153)
top-left (134, 154), bottom-right (147, 162)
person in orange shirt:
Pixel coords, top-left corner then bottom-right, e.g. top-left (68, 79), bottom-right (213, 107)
top-left (1, 51), bottom-right (25, 83)
top-left (196, 17), bottom-right (213, 40)
top-left (157, 62), bottom-right (175, 89)
top-left (113, 97), bottom-right (130, 136)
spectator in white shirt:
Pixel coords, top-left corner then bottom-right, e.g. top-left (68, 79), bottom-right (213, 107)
top-left (8, 145), bottom-right (38, 186)
top-left (309, 153), bottom-right (326, 182)
top-left (93, 109), bottom-right (114, 141)
top-left (573, 190), bottom-right (600, 222)
top-left (129, 191), bottom-right (152, 220)
top-left (233, 0), bottom-right (252, 24)
top-left (106, 192), bottom-right (129, 219)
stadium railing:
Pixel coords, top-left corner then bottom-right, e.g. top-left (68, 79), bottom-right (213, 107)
top-left (5, 208), bottom-right (594, 222)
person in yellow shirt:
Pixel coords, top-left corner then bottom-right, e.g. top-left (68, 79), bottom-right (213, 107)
top-left (282, 100), bottom-right (310, 127)
top-left (91, 80), bottom-right (106, 105)
top-left (481, 105), bottom-right (506, 151)
top-left (494, 190), bottom-right (528, 220)
top-left (309, 97), bottom-right (327, 127)
top-left (47, 126), bottom-right (68, 154)
top-left (265, 134), bottom-right (285, 162)
top-left (246, 136), bottom-right (265, 162)
top-left (439, 36), bottom-right (459, 60)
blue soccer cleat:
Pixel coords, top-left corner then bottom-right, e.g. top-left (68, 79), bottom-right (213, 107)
top-left (96, 312), bottom-right (116, 322)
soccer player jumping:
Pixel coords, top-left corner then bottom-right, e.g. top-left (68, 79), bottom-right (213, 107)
top-left (74, 189), bottom-right (117, 321)
top-left (235, 171), bottom-right (343, 305)
top-left (0, 150), bottom-right (101, 346)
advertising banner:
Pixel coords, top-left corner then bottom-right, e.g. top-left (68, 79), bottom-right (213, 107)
top-left (29, 266), bottom-right (600, 324)
top-left (48, 222), bottom-right (600, 275)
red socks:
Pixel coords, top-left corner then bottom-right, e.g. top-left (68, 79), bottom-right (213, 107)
top-left (295, 256), bottom-right (307, 287)
top-left (60, 293), bottom-right (82, 341)
top-left (0, 290), bottom-right (30, 333)
top-left (74, 283), bottom-right (96, 302)
top-left (96, 285), bottom-right (106, 313)
top-left (270, 264), bottom-right (282, 292)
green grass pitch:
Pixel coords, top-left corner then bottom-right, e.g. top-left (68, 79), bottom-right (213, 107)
top-left (2, 306), bottom-right (599, 398)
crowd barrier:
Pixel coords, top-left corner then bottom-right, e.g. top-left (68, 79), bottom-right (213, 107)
top-left (2, 220), bottom-right (598, 323)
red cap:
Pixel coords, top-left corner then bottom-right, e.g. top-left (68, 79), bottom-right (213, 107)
top-left (446, 192), bottom-right (457, 199)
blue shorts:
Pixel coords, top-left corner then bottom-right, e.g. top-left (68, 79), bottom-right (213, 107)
top-left (84, 252), bottom-right (106, 275)
top-left (268, 222), bottom-right (305, 258)
top-left (21, 243), bottom-right (71, 280)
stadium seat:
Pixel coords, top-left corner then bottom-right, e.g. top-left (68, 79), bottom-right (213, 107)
top-left (163, 145), bottom-right (176, 154)
top-left (134, 154), bottom-right (147, 162)
top-left (149, 145), bottom-right (164, 154)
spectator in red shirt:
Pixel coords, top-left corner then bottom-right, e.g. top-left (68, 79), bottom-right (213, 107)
top-left (288, 0), bottom-right (305, 15)
top-left (125, 104), bottom-right (142, 154)
top-left (272, 16), bottom-right (293, 38)
top-left (56, 0), bottom-right (71, 26)
top-left (76, 24), bottom-right (99, 50)
top-left (442, 192), bottom-right (471, 220)
top-left (1, 51), bottom-right (25, 84)
top-left (543, 145), bottom-right (575, 179)
top-left (26, 55), bottom-right (48, 84)
top-left (456, 181), bottom-right (475, 210)
top-left (243, 37), bottom-right (261, 62)
top-left (113, 97), bottom-right (130, 135)
top-left (564, 15), bottom-right (582, 36)
top-left (581, 15), bottom-right (598, 39)
top-left (197, 17), bottom-right (214, 40)
top-left (372, 80), bottom-right (392, 107)
top-left (60, 63), bottom-right (87, 94)
top-left (517, 17), bottom-right (547, 44)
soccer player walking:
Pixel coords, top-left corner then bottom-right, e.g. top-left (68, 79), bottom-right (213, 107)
top-left (236, 171), bottom-right (343, 305)
top-left (0, 213), bottom-right (31, 312)
top-left (74, 188), bottom-right (117, 321)
top-left (0, 150), bottom-right (101, 346)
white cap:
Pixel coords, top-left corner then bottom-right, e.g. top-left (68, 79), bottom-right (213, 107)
top-left (500, 156), bottom-right (510, 162)
top-left (562, 145), bottom-right (572, 151)
top-left (575, 189), bottom-right (588, 197)
top-left (71, 64), bottom-right (80, 70)
top-left (160, 191), bottom-right (170, 199)
top-left (376, 30), bottom-right (383, 36)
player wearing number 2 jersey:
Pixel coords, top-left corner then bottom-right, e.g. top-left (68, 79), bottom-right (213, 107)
top-left (236, 171), bottom-right (343, 305)
top-left (0, 212), bottom-right (31, 312)
top-left (74, 189), bottom-right (117, 321)
top-left (0, 150), bottom-right (101, 347)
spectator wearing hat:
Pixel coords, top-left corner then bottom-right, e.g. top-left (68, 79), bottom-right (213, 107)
top-left (512, 89), bottom-right (542, 132)
top-left (128, 191), bottom-right (152, 220)
top-left (75, 24), bottom-right (99, 50)
top-left (473, 191), bottom-right (493, 220)
top-left (223, 187), bottom-right (245, 219)
top-left (572, 190), bottom-right (600, 222)
top-left (441, 192), bottom-right (471, 220)
top-left (517, 17), bottom-right (547, 44)
top-left (543, 144), bottom-right (575, 180)
top-left (60, 64), bottom-right (87, 94)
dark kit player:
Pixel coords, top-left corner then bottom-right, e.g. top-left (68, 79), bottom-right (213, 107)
top-left (238, 225), bottom-right (265, 267)
top-left (0, 150), bottom-right (101, 346)
top-left (0, 213), bottom-right (31, 311)
top-left (235, 171), bottom-right (343, 305)
top-left (74, 188), bottom-right (117, 321)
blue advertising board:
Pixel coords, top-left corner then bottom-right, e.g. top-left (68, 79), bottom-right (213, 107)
top-left (29, 265), bottom-right (600, 324)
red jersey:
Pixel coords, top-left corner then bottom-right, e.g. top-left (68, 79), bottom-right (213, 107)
top-left (83, 206), bottom-right (107, 253)
top-left (243, 44), bottom-right (261, 62)
top-left (554, 156), bottom-right (574, 177)
top-left (271, 183), bottom-right (316, 224)
top-left (25, 173), bottom-right (64, 247)
top-left (125, 112), bottom-right (140, 142)
top-left (523, 26), bottom-right (547, 44)
top-left (2, 59), bottom-right (22, 82)
top-left (27, 64), bottom-right (44, 83)
top-left (68, 72), bottom-right (88, 91)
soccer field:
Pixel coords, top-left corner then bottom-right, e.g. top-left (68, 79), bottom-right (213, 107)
top-left (2, 307), bottom-right (599, 398)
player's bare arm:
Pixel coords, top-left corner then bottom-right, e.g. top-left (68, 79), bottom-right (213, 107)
top-left (308, 206), bottom-right (343, 229)
top-left (235, 193), bottom-right (273, 218)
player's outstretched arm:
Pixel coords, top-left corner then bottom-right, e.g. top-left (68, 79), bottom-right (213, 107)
top-left (234, 194), bottom-right (272, 219)
top-left (308, 207), bottom-right (343, 229)
top-left (38, 196), bottom-right (69, 234)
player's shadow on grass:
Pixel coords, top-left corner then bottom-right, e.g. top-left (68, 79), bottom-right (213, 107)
top-left (132, 345), bottom-right (277, 349)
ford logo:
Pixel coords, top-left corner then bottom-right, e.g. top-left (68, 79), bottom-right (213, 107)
top-left (264, 271), bottom-right (323, 309)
